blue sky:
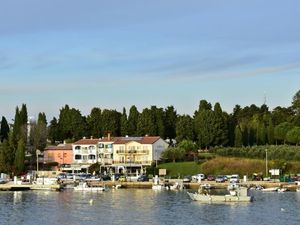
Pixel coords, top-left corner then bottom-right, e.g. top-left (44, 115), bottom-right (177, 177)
top-left (0, 0), bottom-right (300, 121)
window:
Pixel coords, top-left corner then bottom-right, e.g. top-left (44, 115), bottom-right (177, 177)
top-left (75, 154), bottom-right (82, 160)
top-left (83, 155), bottom-right (88, 160)
top-left (89, 145), bottom-right (95, 150)
top-left (75, 146), bottom-right (81, 150)
top-left (89, 154), bottom-right (96, 160)
top-left (99, 143), bottom-right (104, 148)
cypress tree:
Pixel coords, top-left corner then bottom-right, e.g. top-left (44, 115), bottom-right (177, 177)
top-left (127, 105), bottom-right (139, 136)
top-left (14, 139), bottom-right (25, 174)
top-left (120, 107), bottom-right (128, 136)
top-left (0, 116), bottom-right (10, 142)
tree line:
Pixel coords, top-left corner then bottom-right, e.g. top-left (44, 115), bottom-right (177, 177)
top-left (1, 90), bottom-right (300, 174)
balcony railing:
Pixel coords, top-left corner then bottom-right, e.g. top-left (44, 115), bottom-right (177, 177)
top-left (115, 150), bottom-right (149, 155)
top-left (112, 160), bottom-right (152, 165)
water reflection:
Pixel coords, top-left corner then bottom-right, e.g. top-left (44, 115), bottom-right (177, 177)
top-left (1, 189), bottom-right (300, 225)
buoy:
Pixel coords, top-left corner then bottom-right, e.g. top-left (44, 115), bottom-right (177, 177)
top-left (281, 208), bottom-right (285, 212)
top-left (89, 199), bottom-right (93, 205)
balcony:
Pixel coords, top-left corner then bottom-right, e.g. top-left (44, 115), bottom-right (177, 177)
top-left (115, 150), bottom-right (149, 155)
top-left (112, 160), bottom-right (152, 166)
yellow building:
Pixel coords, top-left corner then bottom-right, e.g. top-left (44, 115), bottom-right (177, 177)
top-left (112, 136), bottom-right (168, 175)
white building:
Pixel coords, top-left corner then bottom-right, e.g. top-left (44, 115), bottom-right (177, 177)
top-left (72, 135), bottom-right (169, 173)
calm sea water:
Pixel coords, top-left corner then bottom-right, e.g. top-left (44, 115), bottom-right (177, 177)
top-left (0, 189), bottom-right (300, 225)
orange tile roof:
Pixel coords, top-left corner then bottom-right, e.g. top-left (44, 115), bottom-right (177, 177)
top-left (113, 136), bottom-right (161, 145)
top-left (74, 138), bottom-right (99, 145)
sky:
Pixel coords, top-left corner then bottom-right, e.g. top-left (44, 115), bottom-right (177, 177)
top-left (0, 0), bottom-right (300, 122)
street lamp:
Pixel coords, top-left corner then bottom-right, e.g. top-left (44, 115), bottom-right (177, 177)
top-left (265, 149), bottom-right (268, 178)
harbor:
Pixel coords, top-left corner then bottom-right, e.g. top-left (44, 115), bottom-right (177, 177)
top-left (1, 179), bottom-right (299, 192)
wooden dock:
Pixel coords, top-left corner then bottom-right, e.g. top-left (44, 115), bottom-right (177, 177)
top-left (0, 182), bottom-right (62, 191)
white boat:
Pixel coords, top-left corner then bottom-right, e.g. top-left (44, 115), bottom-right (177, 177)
top-left (260, 187), bottom-right (279, 192)
top-left (187, 184), bottom-right (253, 203)
top-left (277, 188), bottom-right (287, 192)
top-left (152, 184), bottom-right (166, 190)
top-left (74, 182), bottom-right (106, 191)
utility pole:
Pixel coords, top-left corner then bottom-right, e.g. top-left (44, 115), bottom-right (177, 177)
top-left (265, 149), bottom-right (268, 178)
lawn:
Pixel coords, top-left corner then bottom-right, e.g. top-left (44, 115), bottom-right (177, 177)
top-left (157, 161), bottom-right (202, 178)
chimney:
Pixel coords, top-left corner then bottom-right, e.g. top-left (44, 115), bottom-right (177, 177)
top-left (90, 136), bottom-right (93, 139)
top-left (83, 136), bottom-right (86, 139)
top-left (107, 132), bottom-right (111, 141)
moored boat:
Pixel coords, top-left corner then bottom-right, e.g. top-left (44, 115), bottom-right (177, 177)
top-left (74, 182), bottom-right (106, 191)
top-left (260, 187), bottom-right (279, 192)
top-left (187, 184), bottom-right (253, 203)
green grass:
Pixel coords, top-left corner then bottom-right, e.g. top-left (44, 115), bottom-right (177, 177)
top-left (157, 161), bottom-right (202, 178)
top-left (157, 157), bottom-right (300, 178)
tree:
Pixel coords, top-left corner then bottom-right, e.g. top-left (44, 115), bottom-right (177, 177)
top-left (234, 125), bottom-right (243, 147)
top-left (194, 110), bottom-right (216, 149)
top-left (286, 127), bottom-right (300, 146)
top-left (58, 105), bottom-right (88, 141)
top-left (127, 105), bottom-right (139, 136)
top-left (19, 104), bottom-right (28, 140)
top-left (212, 103), bottom-right (228, 146)
top-left (164, 106), bottom-right (177, 141)
top-left (30, 113), bottom-right (47, 151)
top-left (48, 117), bottom-right (60, 144)
top-left (101, 109), bottom-right (121, 136)
top-left (274, 122), bottom-right (294, 144)
top-left (86, 108), bottom-right (103, 138)
top-left (267, 118), bottom-right (275, 144)
top-left (161, 147), bottom-right (185, 162)
top-left (0, 116), bottom-right (10, 142)
top-left (292, 90), bottom-right (300, 114)
top-left (176, 115), bottom-right (194, 143)
top-left (177, 140), bottom-right (197, 153)
top-left (137, 108), bottom-right (155, 136)
top-left (120, 107), bottom-right (128, 136)
top-left (14, 139), bottom-right (25, 174)
top-left (12, 106), bottom-right (21, 146)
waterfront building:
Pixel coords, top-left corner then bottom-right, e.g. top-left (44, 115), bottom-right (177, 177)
top-left (72, 137), bottom-right (99, 172)
top-left (43, 143), bottom-right (73, 171)
top-left (71, 135), bottom-right (168, 174)
top-left (112, 136), bottom-right (168, 175)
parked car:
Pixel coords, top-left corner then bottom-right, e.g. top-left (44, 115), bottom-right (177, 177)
top-left (100, 174), bottom-right (111, 181)
top-left (230, 174), bottom-right (240, 183)
top-left (137, 175), bottom-right (149, 182)
top-left (215, 175), bottom-right (226, 183)
top-left (57, 173), bottom-right (67, 180)
top-left (183, 175), bottom-right (192, 183)
top-left (207, 175), bottom-right (215, 181)
top-left (192, 174), bottom-right (205, 182)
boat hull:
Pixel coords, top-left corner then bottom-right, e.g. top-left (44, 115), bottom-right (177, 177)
top-left (187, 192), bottom-right (252, 203)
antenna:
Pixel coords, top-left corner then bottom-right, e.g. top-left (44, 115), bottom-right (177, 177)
top-left (264, 92), bottom-right (267, 105)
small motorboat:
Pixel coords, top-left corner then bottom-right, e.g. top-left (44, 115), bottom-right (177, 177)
top-left (74, 182), bottom-right (106, 191)
top-left (260, 187), bottom-right (279, 192)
